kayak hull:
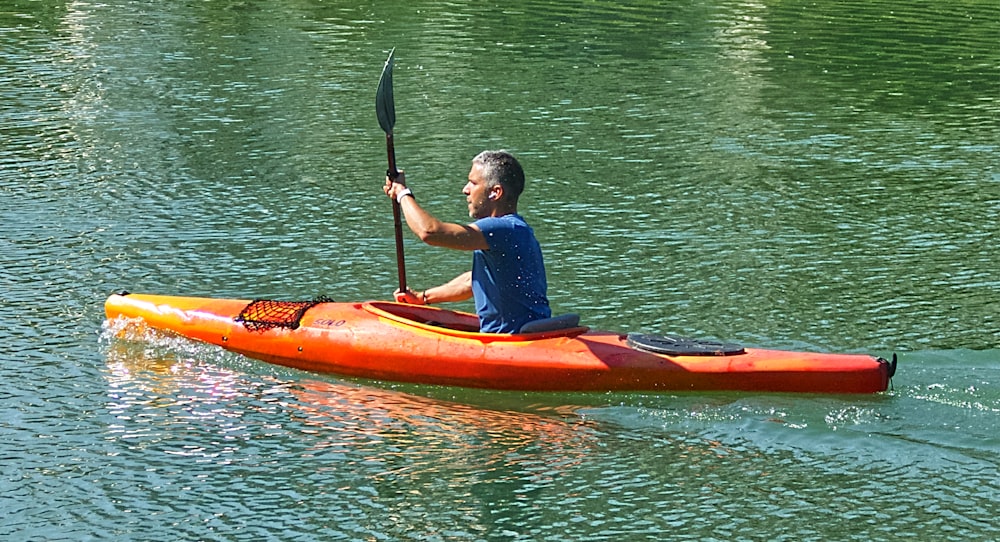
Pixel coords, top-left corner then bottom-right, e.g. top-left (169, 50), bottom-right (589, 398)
top-left (104, 293), bottom-right (894, 393)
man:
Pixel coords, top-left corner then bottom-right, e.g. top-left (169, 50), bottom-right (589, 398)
top-left (383, 150), bottom-right (551, 333)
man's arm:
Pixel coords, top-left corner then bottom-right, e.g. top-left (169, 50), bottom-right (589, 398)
top-left (395, 271), bottom-right (472, 305)
top-left (426, 271), bottom-right (473, 303)
top-left (385, 173), bottom-right (489, 251)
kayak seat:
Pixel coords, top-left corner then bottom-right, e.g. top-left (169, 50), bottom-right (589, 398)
top-left (518, 313), bottom-right (581, 334)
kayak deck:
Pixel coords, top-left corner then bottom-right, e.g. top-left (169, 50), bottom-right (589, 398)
top-left (104, 292), bottom-right (895, 393)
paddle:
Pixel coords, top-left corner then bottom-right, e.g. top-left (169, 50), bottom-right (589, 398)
top-left (376, 48), bottom-right (407, 293)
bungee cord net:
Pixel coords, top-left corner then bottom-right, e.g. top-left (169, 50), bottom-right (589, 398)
top-left (234, 296), bottom-right (335, 332)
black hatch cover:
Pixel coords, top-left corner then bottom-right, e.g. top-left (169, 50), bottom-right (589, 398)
top-left (626, 333), bottom-right (746, 356)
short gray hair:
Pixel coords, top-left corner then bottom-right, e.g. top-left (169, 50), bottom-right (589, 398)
top-left (472, 150), bottom-right (525, 200)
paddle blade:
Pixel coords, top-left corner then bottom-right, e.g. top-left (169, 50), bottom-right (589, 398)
top-left (375, 48), bottom-right (396, 134)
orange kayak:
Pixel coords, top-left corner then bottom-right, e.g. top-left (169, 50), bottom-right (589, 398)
top-left (104, 292), bottom-right (896, 393)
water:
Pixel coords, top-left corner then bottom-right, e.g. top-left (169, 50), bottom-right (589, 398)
top-left (2, 0), bottom-right (998, 539)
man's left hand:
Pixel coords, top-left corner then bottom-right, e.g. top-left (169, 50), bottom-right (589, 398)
top-left (393, 288), bottom-right (426, 305)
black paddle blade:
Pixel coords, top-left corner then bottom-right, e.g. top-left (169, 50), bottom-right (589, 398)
top-left (376, 48), bottom-right (396, 134)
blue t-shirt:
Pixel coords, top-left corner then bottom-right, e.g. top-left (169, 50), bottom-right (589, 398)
top-left (472, 214), bottom-right (551, 333)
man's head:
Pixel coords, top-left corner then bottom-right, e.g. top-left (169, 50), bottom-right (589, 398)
top-left (465, 150), bottom-right (525, 219)
top-left (474, 150), bottom-right (525, 200)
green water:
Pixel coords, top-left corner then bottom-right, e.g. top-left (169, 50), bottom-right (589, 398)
top-left (2, 0), bottom-right (998, 539)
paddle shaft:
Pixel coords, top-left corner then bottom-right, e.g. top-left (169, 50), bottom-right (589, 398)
top-left (385, 133), bottom-right (406, 292)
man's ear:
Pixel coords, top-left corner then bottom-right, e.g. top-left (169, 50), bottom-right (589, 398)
top-left (489, 185), bottom-right (503, 201)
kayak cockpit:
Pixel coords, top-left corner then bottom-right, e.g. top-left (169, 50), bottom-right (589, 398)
top-left (361, 302), bottom-right (589, 341)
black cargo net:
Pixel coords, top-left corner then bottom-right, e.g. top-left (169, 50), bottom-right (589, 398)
top-left (235, 296), bottom-right (334, 332)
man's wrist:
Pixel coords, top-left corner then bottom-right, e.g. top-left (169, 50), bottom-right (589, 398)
top-left (396, 188), bottom-right (413, 204)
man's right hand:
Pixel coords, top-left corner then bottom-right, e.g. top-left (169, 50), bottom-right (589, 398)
top-left (384, 170), bottom-right (408, 200)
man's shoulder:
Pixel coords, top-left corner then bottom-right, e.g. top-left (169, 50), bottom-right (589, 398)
top-left (474, 213), bottom-right (527, 230)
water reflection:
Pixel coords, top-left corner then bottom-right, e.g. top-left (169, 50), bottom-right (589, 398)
top-left (290, 380), bottom-right (601, 505)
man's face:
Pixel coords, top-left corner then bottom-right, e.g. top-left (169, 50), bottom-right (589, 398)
top-left (463, 163), bottom-right (497, 219)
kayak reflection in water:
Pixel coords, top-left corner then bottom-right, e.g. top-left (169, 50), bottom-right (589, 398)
top-left (383, 150), bottom-right (551, 333)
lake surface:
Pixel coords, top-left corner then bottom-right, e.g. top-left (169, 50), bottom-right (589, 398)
top-left (2, 0), bottom-right (998, 539)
